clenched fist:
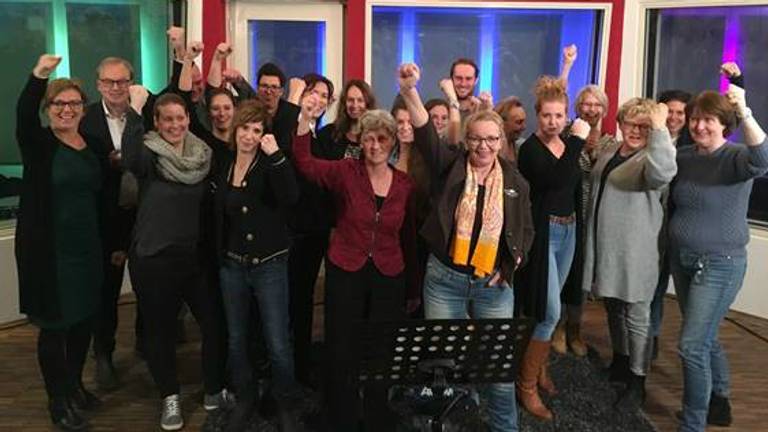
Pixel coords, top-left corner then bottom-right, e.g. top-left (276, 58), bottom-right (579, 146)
top-left (260, 134), bottom-right (279, 156)
top-left (185, 41), bottom-right (204, 61)
top-left (649, 102), bottom-right (669, 130)
top-left (398, 63), bottom-right (420, 90)
top-left (570, 118), bottom-right (591, 140)
top-left (214, 42), bottom-right (233, 61)
top-left (129, 85), bottom-right (150, 113)
top-left (33, 54), bottom-right (62, 79)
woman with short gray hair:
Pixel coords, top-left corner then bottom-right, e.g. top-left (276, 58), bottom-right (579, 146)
top-left (582, 97), bottom-right (677, 411)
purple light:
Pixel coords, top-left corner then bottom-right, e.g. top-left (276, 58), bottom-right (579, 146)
top-left (721, 13), bottom-right (740, 92)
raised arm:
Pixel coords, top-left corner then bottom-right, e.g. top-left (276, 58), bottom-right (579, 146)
top-left (644, 102), bottom-right (678, 188)
top-left (259, 134), bottom-right (299, 206)
top-left (16, 55), bottom-right (61, 146)
top-left (225, 69), bottom-right (257, 101)
top-left (167, 26), bottom-right (187, 61)
top-left (559, 44), bottom-right (577, 85)
top-left (727, 84), bottom-right (768, 178)
top-left (207, 42), bottom-right (232, 89)
top-left (121, 85), bottom-right (152, 178)
top-left (179, 41), bottom-right (203, 93)
top-left (292, 95), bottom-right (345, 190)
top-left (439, 78), bottom-right (463, 146)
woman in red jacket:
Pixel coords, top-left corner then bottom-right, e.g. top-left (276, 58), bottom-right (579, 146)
top-left (292, 95), bottom-right (417, 431)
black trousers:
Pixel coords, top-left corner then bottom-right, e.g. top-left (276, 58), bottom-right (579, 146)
top-left (288, 231), bottom-right (329, 385)
top-left (324, 260), bottom-right (405, 432)
top-left (38, 319), bottom-right (93, 399)
top-left (93, 207), bottom-right (143, 356)
top-left (129, 246), bottom-right (226, 398)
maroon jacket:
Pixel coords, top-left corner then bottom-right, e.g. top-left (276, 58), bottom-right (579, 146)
top-left (292, 133), bottom-right (414, 277)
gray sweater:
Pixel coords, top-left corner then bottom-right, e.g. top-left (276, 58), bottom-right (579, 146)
top-left (669, 139), bottom-right (768, 256)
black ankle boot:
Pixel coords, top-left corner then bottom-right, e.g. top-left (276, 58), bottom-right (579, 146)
top-left (70, 384), bottom-right (102, 411)
top-left (606, 353), bottom-right (630, 384)
top-left (277, 404), bottom-right (303, 432)
top-left (707, 393), bottom-right (732, 427)
top-left (614, 373), bottom-right (646, 412)
top-left (49, 397), bottom-right (88, 431)
top-left (95, 355), bottom-right (120, 391)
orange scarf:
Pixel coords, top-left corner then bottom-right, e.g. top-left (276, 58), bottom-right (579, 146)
top-left (450, 159), bottom-right (504, 277)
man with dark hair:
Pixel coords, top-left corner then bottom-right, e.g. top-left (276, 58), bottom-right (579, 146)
top-left (256, 62), bottom-right (288, 117)
top-left (449, 58), bottom-right (479, 115)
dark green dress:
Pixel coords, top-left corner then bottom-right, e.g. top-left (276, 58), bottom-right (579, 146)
top-left (32, 145), bottom-right (103, 329)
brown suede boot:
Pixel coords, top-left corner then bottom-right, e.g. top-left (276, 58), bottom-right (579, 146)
top-left (551, 320), bottom-right (566, 354)
top-left (538, 358), bottom-right (558, 396)
top-left (517, 340), bottom-right (553, 420)
top-left (566, 322), bottom-right (588, 357)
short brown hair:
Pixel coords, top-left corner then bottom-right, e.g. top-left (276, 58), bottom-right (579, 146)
top-left (689, 90), bottom-right (738, 137)
top-left (153, 93), bottom-right (188, 119)
top-left (450, 58), bottom-right (479, 78)
top-left (43, 78), bottom-right (87, 110)
top-left (228, 99), bottom-right (270, 150)
top-left (494, 96), bottom-right (524, 121)
top-left (533, 75), bottom-right (568, 113)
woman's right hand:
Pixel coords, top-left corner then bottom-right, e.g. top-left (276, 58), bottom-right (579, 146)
top-left (570, 118), bottom-right (591, 140)
top-left (185, 41), bottom-right (204, 62)
top-left (33, 54), bottom-right (62, 79)
top-left (398, 63), bottom-right (420, 90)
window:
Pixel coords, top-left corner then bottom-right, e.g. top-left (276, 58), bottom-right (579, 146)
top-left (370, 5), bottom-right (605, 123)
top-left (0, 0), bottom-right (176, 223)
top-left (645, 6), bottom-right (768, 224)
top-left (248, 20), bottom-right (327, 84)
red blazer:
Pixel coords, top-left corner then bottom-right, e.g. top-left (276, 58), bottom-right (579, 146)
top-left (292, 133), bottom-right (414, 277)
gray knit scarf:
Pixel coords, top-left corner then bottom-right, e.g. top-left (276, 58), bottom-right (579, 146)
top-left (144, 130), bottom-right (211, 185)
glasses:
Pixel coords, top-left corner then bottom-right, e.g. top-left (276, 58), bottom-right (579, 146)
top-left (622, 121), bottom-right (650, 132)
top-left (99, 78), bottom-right (132, 88)
top-left (49, 100), bottom-right (84, 110)
top-left (258, 84), bottom-right (283, 93)
top-left (466, 135), bottom-right (501, 146)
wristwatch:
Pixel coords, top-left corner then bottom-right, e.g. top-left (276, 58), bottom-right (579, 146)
top-left (449, 100), bottom-right (460, 111)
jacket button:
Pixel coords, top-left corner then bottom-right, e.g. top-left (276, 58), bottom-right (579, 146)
top-left (241, 180), bottom-right (247, 187)
top-left (246, 233), bottom-right (254, 241)
top-left (251, 257), bottom-right (259, 265)
top-left (241, 206), bottom-right (248, 214)
top-left (506, 231), bottom-right (513, 237)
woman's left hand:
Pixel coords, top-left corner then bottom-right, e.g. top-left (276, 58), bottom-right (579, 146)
top-left (261, 134), bottom-right (279, 155)
top-left (650, 102), bottom-right (669, 130)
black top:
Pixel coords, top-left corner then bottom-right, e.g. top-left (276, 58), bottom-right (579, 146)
top-left (15, 75), bottom-right (108, 322)
top-left (375, 194), bottom-right (386, 211)
top-left (214, 150), bottom-right (300, 263)
top-left (518, 133), bottom-right (584, 217)
top-left (317, 123), bottom-right (359, 160)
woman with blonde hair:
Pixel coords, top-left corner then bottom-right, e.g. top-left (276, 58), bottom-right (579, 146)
top-left (582, 97), bottom-right (677, 410)
top-left (515, 75), bottom-right (590, 420)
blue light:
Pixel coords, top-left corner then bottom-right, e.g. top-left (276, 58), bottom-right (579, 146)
top-left (317, 21), bottom-right (327, 76)
top-left (249, 21), bottom-right (259, 84)
top-left (399, 10), bottom-right (416, 64)
top-left (478, 14), bottom-right (496, 95)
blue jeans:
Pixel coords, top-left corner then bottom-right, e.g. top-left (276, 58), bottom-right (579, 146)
top-left (220, 255), bottom-right (297, 399)
top-left (423, 254), bottom-right (518, 432)
top-left (532, 221), bottom-right (576, 341)
top-left (670, 250), bottom-right (746, 432)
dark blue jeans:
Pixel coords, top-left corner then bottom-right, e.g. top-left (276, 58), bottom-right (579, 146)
top-left (670, 250), bottom-right (746, 432)
top-left (220, 255), bottom-right (297, 400)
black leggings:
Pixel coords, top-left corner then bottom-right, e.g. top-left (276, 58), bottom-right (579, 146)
top-left (37, 319), bottom-right (93, 399)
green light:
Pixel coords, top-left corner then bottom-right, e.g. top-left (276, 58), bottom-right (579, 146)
top-left (52, 0), bottom-right (70, 78)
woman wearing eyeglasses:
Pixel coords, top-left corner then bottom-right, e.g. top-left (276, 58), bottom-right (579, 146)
top-left (582, 98), bottom-right (677, 411)
top-left (15, 54), bottom-right (108, 431)
top-left (514, 76), bottom-right (590, 420)
top-left (399, 63), bottom-right (534, 432)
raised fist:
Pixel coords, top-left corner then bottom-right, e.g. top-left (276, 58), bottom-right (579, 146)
top-left (222, 68), bottom-right (242, 83)
top-left (260, 134), bottom-right (279, 156)
top-left (185, 41), bottom-right (204, 61)
top-left (33, 54), bottom-right (62, 79)
top-left (478, 91), bottom-right (494, 111)
top-left (128, 85), bottom-right (150, 113)
top-left (467, 96), bottom-right (481, 114)
top-left (214, 42), bottom-right (232, 60)
top-left (398, 63), bottom-right (420, 90)
top-left (439, 78), bottom-right (457, 103)
top-left (720, 62), bottom-right (742, 78)
top-left (301, 92), bottom-right (321, 120)
top-left (289, 78), bottom-right (307, 96)
top-left (726, 84), bottom-right (748, 119)
top-left (649, 102), bottom-right (669, 130)
top-left (563, 44), bottom-right (578, 65)
top-left (570, 118), bottom-right (591, 140)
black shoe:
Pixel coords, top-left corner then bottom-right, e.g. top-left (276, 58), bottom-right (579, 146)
top-left (707, 393), bottom-right (732, 427)
top-left (614, 373), bottom-right (646, 412)
top-left (95, 355), bottom-right (120, 391)
top-left (605, 353), bottom-right (631, 384)
top-left (49, 397), bottom-right (88, 431)
top-left (70, 385), bottom-right (102, 411)
top-left (276, 406), bottom-right (303, 432)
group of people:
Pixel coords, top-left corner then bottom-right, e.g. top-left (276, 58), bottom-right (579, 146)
top-left (14, 24), bottom-right (767, 432)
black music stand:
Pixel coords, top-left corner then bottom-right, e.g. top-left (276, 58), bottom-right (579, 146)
top-left (356, 318), bottom-right (534, 431)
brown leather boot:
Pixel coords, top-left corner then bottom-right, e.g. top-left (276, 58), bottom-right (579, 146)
top-left (538, 358), bottom-right (558, 396)
top-left (566, 322), bottom-right (588, 357)
top-left (551, 320), bottom-right (566, 354)
top-left (517, 339), bottom-right (553, 420)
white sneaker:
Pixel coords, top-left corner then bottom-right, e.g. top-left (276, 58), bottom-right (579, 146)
top-left (203, 388), bottom-right (236, 411)
top-left (161, 394), bottom-right (184, 431)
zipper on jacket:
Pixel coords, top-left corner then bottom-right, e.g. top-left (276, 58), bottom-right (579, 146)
top-left (369, 209), bottom-right (381, 258)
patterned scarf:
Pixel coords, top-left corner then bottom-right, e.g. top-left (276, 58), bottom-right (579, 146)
top-left (450, 159), bottom-right (504, 277)
top-left (144, 130), bottom-right (211, 185)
